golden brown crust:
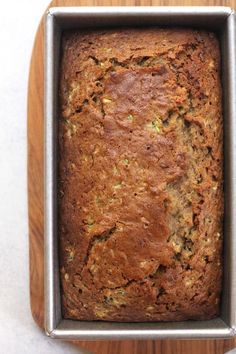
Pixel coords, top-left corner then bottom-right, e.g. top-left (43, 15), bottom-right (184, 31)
top-left (58, 28), bottom-right (223, 321)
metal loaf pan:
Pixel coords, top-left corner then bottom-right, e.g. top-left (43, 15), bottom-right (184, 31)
top-left (45, 6), bottom-right (236, 340)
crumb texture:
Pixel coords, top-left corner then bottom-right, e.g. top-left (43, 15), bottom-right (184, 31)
top-left (59, 28), bottom-right (223, 322)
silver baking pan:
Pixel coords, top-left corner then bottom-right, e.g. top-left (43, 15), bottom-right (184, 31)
top-left (44, 6), bottom-right (236, 339)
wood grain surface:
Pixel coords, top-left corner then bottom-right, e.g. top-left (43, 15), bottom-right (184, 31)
top-left (28, 0), bottom-right (235, 353)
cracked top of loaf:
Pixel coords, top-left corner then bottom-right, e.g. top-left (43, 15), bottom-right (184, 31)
top-left (58, 28), bottom-right (223, 322)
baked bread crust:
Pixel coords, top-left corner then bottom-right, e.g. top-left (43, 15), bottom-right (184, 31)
top-left (59, 28), bottom-right (223, 321)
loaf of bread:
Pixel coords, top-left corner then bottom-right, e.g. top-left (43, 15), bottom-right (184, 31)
top-left (58, 28), bottom-right (223, 321)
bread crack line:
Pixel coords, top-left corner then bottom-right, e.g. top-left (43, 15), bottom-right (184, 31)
top-left (83, 225), bottom-right (117, 271)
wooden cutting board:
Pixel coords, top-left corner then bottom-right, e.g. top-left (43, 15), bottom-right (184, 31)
top-left (28, 0), bottom-right (236, 353)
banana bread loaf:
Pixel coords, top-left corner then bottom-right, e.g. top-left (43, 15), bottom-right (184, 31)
top-left (58, 28), bottom-right (223, 321)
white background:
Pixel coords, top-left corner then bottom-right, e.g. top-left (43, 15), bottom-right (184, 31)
top-left (0, 0), bottom-right (88, 353)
